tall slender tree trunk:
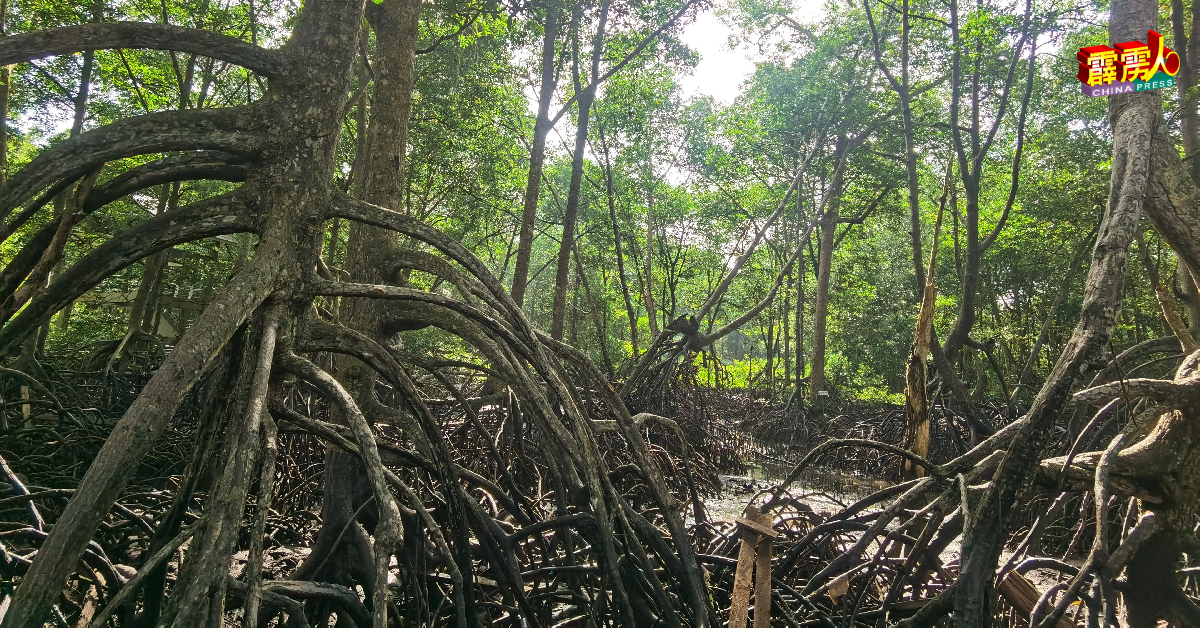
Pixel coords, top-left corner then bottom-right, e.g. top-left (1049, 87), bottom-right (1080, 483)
top-left (510, 3), bottom-right (559, 308)
top-left (1169, 1), bottom-right (1200, 340)
top-left (809, 138), bottom-right (846, 403)
top-left (764, 314), bottom-right (774, 392)
top-left (551, 0), bottom-right (610, 339)
top-left (795, 194), bottom-right (806, 395)
top-left (598, 121), bottom-right (640, 357)
top-left (782, 280), bottom-right (791, 383)
top-left (0, 0), bottom-right (8, 184)
top-left (1172, 0), bottom-right (1200, 185)
top-left (943, 170), bottom-right (980, 363)
top-left (809, 209), bottom-right (835, 402)
top-left (644, 180), bottom-right (659, 337)
top-left (1179, 257), bottom-right (1200, 340)
top-left (868, 0), bottom-right (921, 298)
top-left (899, 11), bottom-right (922, 300)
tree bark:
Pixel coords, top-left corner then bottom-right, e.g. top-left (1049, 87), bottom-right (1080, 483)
top-left (596, 116), bottom-right (639, 357)
top-left (795, 197), bottom-right (806, 395)
top-left (950, 0), bottom-right (1156, 617)
top-left (1171, 0), bottom-right (1200, 185)
top-left (551, 0), bottom-right (610, 339)
top-left (509, 2), bottom-right (559, 308)
top-left (808, 137), bottom-right (846, 403)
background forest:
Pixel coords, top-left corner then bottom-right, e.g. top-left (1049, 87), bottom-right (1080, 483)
top-left (0, 0), bottom-right (1197, 624)
top-left (8, 0), bottom-right (1131, 406)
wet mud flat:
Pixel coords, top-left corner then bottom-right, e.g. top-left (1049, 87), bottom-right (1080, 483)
top-left (704, 460), bottom-right (892, 522)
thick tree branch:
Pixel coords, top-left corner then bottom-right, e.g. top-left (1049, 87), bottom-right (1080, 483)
top-left (1073, 378), bottom-right (1200, 407)
top-left (0, 191), bottom-right (255, 352)
top-left (306, 279), bottom-right (533, 363)
top-left (85, 154), bottom-right (250, 213)
top-left (0, 23), bottom-right (289, 78)
top-left (0, 107), bottom-right (264, 222)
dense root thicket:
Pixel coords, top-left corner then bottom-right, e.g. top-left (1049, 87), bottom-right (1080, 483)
top-left (4, 0), bottom-right (1200, 624)
top-left (4, 336), bottom-right (1197, 628)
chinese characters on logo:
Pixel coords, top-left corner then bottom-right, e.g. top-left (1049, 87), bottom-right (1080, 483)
top-left (1077, 30), bottom-right (1180, 96)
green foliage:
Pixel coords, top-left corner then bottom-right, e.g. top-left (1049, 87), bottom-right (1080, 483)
top-left (3, 0), bottom-right (1180, 407)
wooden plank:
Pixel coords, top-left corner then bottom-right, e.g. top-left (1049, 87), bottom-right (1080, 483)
top-left (997, 571), bottom-right (1075, 628)
top-left (752, 535), bottom-right (773, 628)
top-left (729, 506), bottom-right (762, 628)
top-left (729, 527), bottom-right (758, 628)
top-left (20, 386), bottom-right (30, 429)
top-left (734, 516), bottom-right (781, 538)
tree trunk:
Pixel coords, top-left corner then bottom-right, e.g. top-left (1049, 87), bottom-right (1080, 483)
top-left (867, 0), bottom-right (921, 299)
top-left (950, 0), bottom-right (1156, 616)
top-left (299, 1), bottom-right (434, 625)
top-left (764, 313), bottom-right (774, 393)
top-left (509, 4), bottom-right (559, 308)
top-left (809, 138), bottom-right (846, 403)
top-left (597, 118), bottom-right (639, 358)
top-left (808, 208), bottom-right (835, 401)
top-left (899, 7), bottom-right (923, 301)
top-left (1178, 257), bottom-right (1200, 341)
top-left (943, 160), bottom-right (980, 364)
top-left (795, 214), bottom-right (806, 395)
top-left (782, 281), bottom-right (791, 383)
top-left (550, 0), bottom-right (608, 339)
top-left (1169, 0), bottom-right (1200, 342)
top-left (1172, 0), bottom-right (1200, 185)
top-left (644, 180), bottom-right (659, 337)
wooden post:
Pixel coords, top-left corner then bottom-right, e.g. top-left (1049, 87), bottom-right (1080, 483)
top-left (730, 505), bottom-right (780, 628)
top-left (19, 385), bottom-right (29, 429)
top-left (728, 508), bottom-right (759, 628)
top-left (753, 531), bottom-right (773, 628)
